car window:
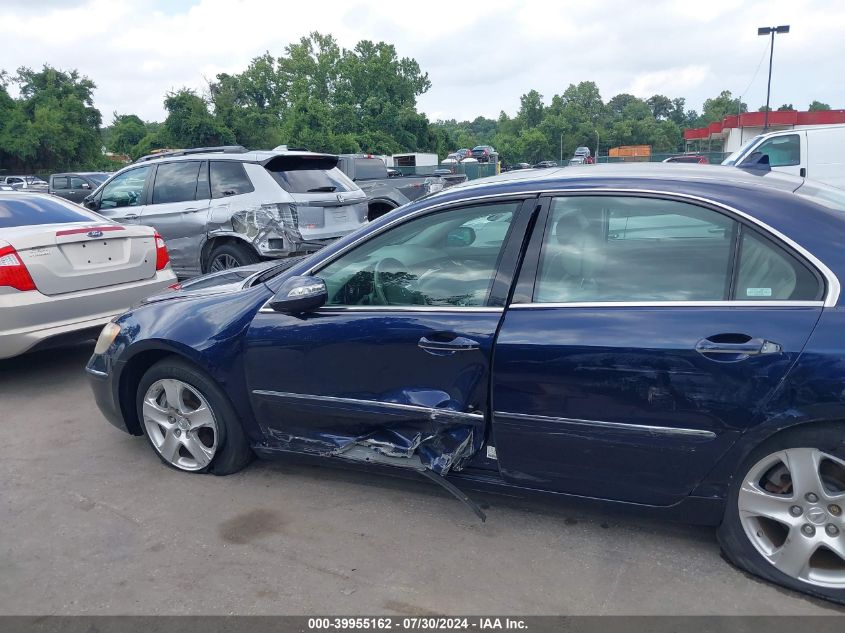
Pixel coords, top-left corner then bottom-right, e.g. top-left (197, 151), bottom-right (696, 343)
top-left (99, 166), bottom-right (151, 209)
top-left (354, 158), bottom-right (387, 180)
top-left (210, 161), bottom-right (254, 198)
top-left (753, 134), bottom-right (800, 167)
top-left (152, 161), bottom-right (202, 204)
top-left (267, 158), bottom-right (357, 194)
top-left (317, 202), bottom-right (519, 307)
top-left (52, 177), bottom-right (69, 189)
top-left (70, 177), bottom-right (87, 189)
top-left (534, 196), bottom-right (736, 302)
top-left (736, 229), bottom-right (821, 301)
top-left (0, 196), bottom-right (96, 228)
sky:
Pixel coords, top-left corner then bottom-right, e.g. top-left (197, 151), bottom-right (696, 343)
top-left (1, 0), bottom-right (843, 126)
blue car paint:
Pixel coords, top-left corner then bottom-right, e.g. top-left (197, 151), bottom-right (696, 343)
top-left (86, 165), bottom-right (845, 525)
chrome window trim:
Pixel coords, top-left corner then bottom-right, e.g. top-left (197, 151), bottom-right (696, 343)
top-left (252, 390), bottom-right (484, 421)
top-left (258, 187), bottom-right (839, 311)
top-left (496, 411), bottom-right (717, 439)
top-left (259, 305), bottom-right (504, 314)
top-left (512, 301), bottom-right (824, 309)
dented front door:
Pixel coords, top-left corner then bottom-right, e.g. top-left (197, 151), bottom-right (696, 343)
top-left (243, 198), bottom-right (534, 475)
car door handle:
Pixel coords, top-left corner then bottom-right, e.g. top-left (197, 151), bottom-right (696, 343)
top-left (122, 213), bottom-right (139, 220)
top-left (695, 336), bottom-right (782, 357)
top-left (418, 335), bottom-right (480, 355)
top-left (183, 207), bottom-right (202, 212)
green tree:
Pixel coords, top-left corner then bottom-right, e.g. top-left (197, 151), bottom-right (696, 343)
top-left (700, 90), bottom-right (746, 124)
top-left (107, 114), bottom-right (147, 155)
top-left (162, 89), bottom-right (235, 148)
top-left (0, 65), bottom-right (106, 171)
top-left (808, 100), bottom-right (831, 111)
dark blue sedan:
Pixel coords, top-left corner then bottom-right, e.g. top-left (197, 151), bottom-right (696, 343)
top-left (87, 165), bottom-right (845, 604)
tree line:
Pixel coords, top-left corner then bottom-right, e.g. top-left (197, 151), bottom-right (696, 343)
top-left (0, 32), bottom-right (834, 173)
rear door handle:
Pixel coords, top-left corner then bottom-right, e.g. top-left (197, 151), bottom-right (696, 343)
top-left (121, 213), bottom-right (139, 220)
top-left (695, 336), bottom-right (782, 358)
top-left (418, 335), bottom-right (480, 355)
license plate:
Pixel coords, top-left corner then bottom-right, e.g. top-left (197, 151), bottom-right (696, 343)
top-left (61, 239), bottom-right (127, 266)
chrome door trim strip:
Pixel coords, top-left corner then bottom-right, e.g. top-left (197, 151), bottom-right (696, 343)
top-left (510, 300), bottom-right (824, 309)
top-left (258, 305), bottom-right (504, 314)
top-left (495, 411), bottom-right (717, 439)
top-left (252, 390), bottom-right (484, 421)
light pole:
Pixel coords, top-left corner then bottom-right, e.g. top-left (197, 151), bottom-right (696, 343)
top-left (560, 134), bottom-right (563, 164)
top-left (595, 129), bottom-right (599, 163)
top-left (758, 24), bottom-right (790, 131)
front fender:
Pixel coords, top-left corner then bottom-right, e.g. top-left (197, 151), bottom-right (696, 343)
top-left (107, 283), bottom-right (274, 441)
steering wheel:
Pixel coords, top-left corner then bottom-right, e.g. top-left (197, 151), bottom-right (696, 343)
top-left (373, 257), bottom-right (410, 305)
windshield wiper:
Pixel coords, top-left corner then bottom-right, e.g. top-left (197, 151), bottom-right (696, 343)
top-left (307, 186), bottom-right (337, 192)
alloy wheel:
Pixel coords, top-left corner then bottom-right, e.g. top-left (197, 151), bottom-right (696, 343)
top-left (209, 254), bottom-right (240, 271)
top-left (141, 378), bottom-right (219, 471)
top-left (738, 447), bottom-right (845, 588)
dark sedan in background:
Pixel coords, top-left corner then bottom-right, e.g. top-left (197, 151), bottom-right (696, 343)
top-left (86, 164), bottom-right (845, 604)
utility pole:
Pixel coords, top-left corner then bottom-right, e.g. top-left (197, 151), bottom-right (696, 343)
top-left (758, 25), bottom-right (790, 131)
top-left (560, 134), bottom-right (563, 164)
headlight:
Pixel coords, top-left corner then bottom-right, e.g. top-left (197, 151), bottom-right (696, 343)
top-left (94, 322), bottom-right (121, 355)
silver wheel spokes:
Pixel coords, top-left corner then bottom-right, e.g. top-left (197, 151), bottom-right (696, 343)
top-left (142, 378), bottom-right (218, 472)
top-left (210, 254), bottom-right (239, 272)
top-left (739, 447), bottom-right (845, 588)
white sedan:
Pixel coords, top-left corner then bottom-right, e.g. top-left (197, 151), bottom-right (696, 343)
top-left (0, 192), bottom-right (177, 359)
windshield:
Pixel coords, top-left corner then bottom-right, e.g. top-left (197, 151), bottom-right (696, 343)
top-left (722, 136), bottom-right (762, 166)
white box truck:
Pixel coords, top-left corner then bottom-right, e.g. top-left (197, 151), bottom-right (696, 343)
top-left (722, 125), bottom-right (845, 188)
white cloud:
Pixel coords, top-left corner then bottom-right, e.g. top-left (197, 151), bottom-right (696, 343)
top-left (0, 0), bottom-right (842, 124)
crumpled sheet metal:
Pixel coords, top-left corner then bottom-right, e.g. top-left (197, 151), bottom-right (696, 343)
top-left (266, 416), bottom-right (481, 476)
top-left (210, 204), bottom-right (301, 248)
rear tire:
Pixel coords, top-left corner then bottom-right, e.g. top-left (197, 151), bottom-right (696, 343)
top-left (206, 242), bottom-right (260, 273)
top-left (368, 203), bottom-right (396, 222)
top-left (136, 358), bottom-right (254, 475)
top-left (718, 424), bottom-right (845, 604)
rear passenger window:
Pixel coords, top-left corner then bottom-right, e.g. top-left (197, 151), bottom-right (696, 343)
top-left (736, 229), bottom-right (821, 300)
top-left (534, 196), bottom-right (736, 303)
top-left (210, 161), bottom-right (254, 198)
top-left (152, 162), bottom-right (202, 204)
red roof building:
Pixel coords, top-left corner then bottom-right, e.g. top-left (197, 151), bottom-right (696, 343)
top-left (683, 110), bottom-right (845, 152)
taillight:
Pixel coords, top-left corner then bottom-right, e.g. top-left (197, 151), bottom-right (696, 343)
top-left (154, 233), bottom-right (170, 270)
top-left (0, 243), bottom-right (36, 291)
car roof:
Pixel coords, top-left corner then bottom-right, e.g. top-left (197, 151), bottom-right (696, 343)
top-left (411, 163), bottom-right (845, 298)
top-left (132, 149), bottom-right (334, 165)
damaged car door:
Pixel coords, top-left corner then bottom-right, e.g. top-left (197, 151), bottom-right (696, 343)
top-left (244, 198), bottom-right (535, 476)
top-left (140, 160), bottom-right (209, 277)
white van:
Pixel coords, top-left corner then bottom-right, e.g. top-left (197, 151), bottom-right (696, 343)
top-left (722, 124), bottom-right (845, 188)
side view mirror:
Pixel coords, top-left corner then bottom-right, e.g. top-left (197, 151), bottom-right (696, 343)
top-left (739, 151), bottom-right (771, 172)
top-left (446, 226), bottom-right (476, 247)
top-left (81, 182), bottom-right (91, 189)
top-left (269, 275), bottom-right (328, 314)
top-left (83, 194), bottom-right (98, 210)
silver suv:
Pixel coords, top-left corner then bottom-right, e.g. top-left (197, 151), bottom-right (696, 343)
top-left (83, 146), bottom-right (368, 277)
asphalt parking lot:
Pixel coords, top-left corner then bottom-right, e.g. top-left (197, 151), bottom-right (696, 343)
top-left (0, 344), bottom-right (840, 615)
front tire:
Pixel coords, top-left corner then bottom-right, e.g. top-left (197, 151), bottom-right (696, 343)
top-left (136, 359), bottom-right (254, 475)
top-left (718, 424), bottom-right (845, 604)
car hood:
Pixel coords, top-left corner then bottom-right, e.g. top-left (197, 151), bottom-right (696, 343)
top-left (140, 257), bottom-right (306, 305)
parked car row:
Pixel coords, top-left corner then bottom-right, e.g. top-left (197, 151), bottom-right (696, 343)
top-left (0, 175), bottom-right (49, 191)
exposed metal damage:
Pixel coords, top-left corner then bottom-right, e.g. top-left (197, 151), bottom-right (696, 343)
top-left (209, 203), bottom-right (303, 255)
top-left (252, 389), bottom-right (487, 520)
